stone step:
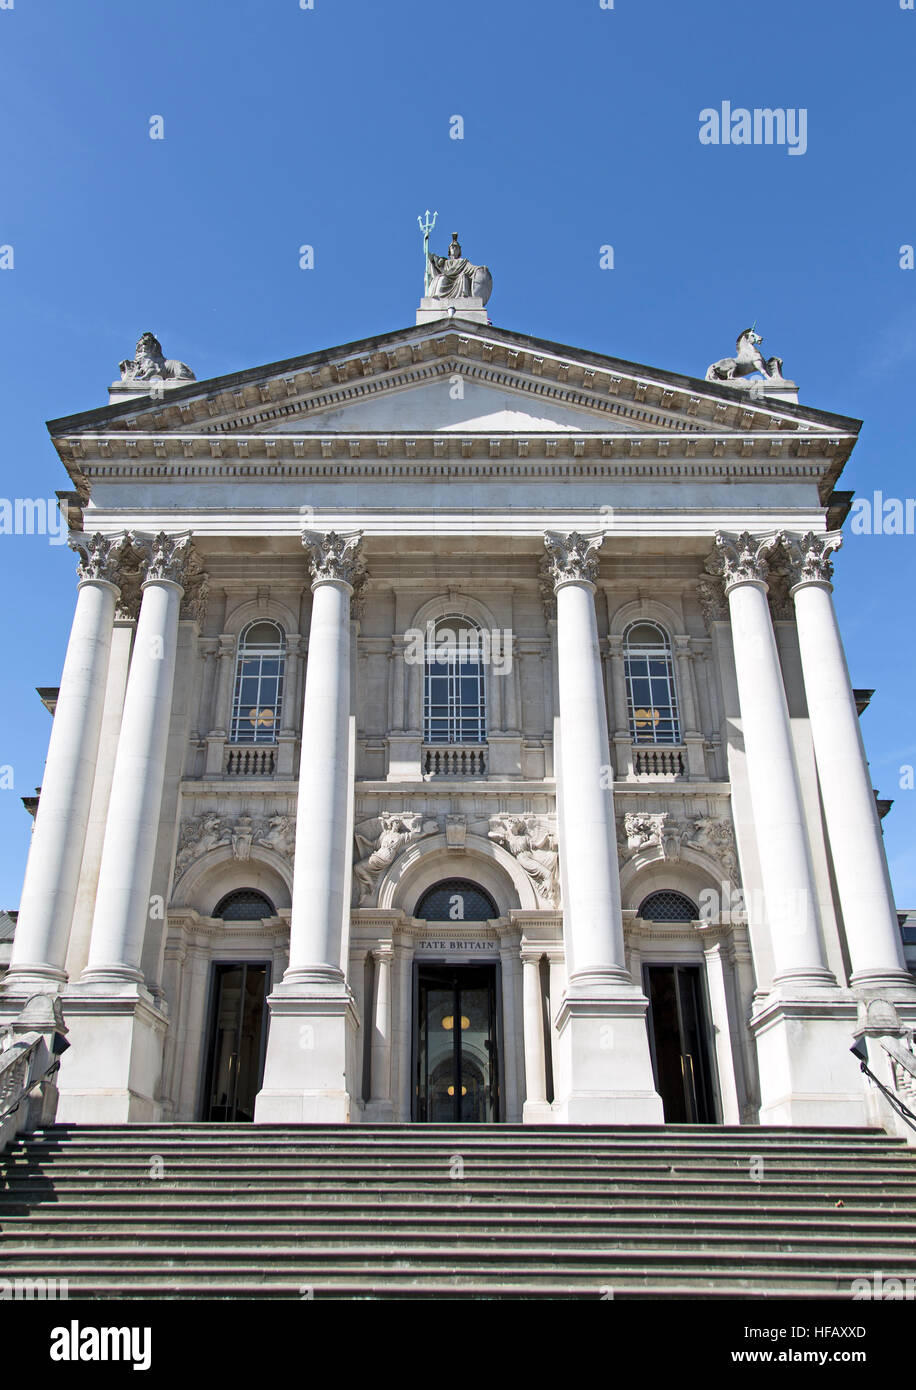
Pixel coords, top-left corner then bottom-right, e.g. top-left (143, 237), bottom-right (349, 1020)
top-left (4, 1123), bottom-right (913, 1299)
top-left (3, 1195), bottom-right (914, 1220)
top-left (13, 1278), bottom-right (863, 1301)
top-left (3, 1223), bottom-right (911, 1256)
top-left (0, 1250), bottom-right (901, 1289)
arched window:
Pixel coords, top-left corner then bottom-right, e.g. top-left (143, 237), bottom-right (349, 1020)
top-left (424, 615), bottom-right (487, 745)
top-left (230, 621), bottom-right (286, 744)
top-left (214, 889), bottom-right (276, 921)
top-left (624, 622), bottom-right (680, 745)
top-left (415, 879), bottom-right (499, 921)
top-left (638, 890), bottom-right (698, 922)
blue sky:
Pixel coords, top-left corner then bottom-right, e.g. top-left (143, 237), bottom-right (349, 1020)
top-left (1, 0), bottom-right (914, 906)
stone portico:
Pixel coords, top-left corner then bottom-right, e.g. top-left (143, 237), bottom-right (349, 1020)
top-left (3, 291), bottom-right (913, 1136)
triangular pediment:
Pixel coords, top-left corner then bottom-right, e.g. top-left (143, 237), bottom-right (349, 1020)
top-left (50, 319), bottom-right (860, 445)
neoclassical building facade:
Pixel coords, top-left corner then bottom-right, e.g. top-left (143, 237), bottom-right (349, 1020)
top-left (3, 305), bottom-right (914, 1132)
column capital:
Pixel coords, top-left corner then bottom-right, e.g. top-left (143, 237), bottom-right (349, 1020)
top-left (706, 530), bottom-right (777, 593)
top-left (70, 531), bottom-right (133, 588)
top-left (777, 529), bottom-right (842, 591)
top-left (541, 531), bottom-right (603, 593)
top-left (302, 529), bottom-right (367, 591)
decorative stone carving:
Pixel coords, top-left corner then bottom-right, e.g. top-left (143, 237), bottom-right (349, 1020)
top-left (537, 555), bottom-right (557, 621)
top-left (445, 814), bottom-right (467, 851)
top-left (696, 574), bottom-right (729, 627)
top-left (119, 331), bottom-right (195, 384)
top-left (302, 530), bottom-right (367, 589)
top-left (764, 570), bottom-right (795, 622)
top-left (706, 530), bottom-right (773, 590)
top-left (542, 531), bottom-right (603, 589)
top-left (256, 814), bottom-right (296, 860)
top-left (488, 815), bottom-right (560, 906)
top-left (177, 544), bottom-right (209, 624)
top-left (352, 813), bottom-right (438, 905)
top-left (426, 233), bottom-right (492, 306)
top-left (620, 812), bottom-right (685, 862)
top-left (175, 811), bottom-right (297, 881)
top-left (775, 530), bottom-right (842, 588)
top-left (71, 532), bottom-right (133, 586)
top-left (687, 816), bottom-right (740, 885)
top-left (231, 816), bottom-right (254, 862)
top-left (175, 814), bottom-right (230, 878)
top-left (137, 531), bottom-right (197, 587)
top-left (705, 327), bottom-right (786, 384)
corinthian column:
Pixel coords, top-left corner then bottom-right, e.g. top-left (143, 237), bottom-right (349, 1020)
top-left (255, 531), bottom-right (365, 1124)
top-left (707, 531), bottom-right (865, 1126)
top-left (83, 533), bottom-right (197, 983)
top-left (541, 533), bottom-right (662, 1123)
top-left (779, 531), bottom-right (914, 998)
top-left (3, 534), bottom-right (131, 993)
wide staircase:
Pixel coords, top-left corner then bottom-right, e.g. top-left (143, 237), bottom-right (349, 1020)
top-left (1, 1123), bottom-right (915, 1299)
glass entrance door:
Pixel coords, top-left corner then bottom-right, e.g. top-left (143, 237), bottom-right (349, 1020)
top-left (415, 965), bottom-right (499, 1122)
top-left (645, 964), bottom-right (717, 1123)
top-left (202, 962), bottom-right (271, 1122)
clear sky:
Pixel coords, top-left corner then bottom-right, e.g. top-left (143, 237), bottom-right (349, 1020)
top-left (0, 0), bottom-right (914, 908)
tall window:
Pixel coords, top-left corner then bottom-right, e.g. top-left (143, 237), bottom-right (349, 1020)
top-left (624, 621), bottom-right (680, 745)
top-left (230, 621), bottom-right (286, 744)
top-left (424, 615), bottom-right (487, 745)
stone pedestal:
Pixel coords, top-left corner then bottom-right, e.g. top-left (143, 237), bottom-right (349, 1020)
top-left (253, 989), bottom-right (359, 1123)
top-left (55, 984), bottom-right (168, 1124)
top-left (415, 296), bottom-right (489, 326)
top-left (552, 994), bottom-right (664, 1124)
top-left (751, 991), bottom-right (867, 1126)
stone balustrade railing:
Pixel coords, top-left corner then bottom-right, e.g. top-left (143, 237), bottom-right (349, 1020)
top-left (225, 745), bottom-right (277, 777)
top-left (422, 745), bottom-right (488, 778)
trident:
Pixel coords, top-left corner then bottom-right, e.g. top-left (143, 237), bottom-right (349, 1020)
top-left (418, 209), bottom-right (438, 294)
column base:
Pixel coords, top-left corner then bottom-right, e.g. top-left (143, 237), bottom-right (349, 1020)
top-left (54, 981), bottom-right (168, 1124)
top-left (551, 987), bottom-right (664, 1124)
top-left (522, 1100), bottom-right (554, 1124)
top-left (751, 989), bottom-right (868, 1127)
top-left (851, 969), bottom-right (916, 1002)
top-left (254, 985), bottom-right (359, 1124)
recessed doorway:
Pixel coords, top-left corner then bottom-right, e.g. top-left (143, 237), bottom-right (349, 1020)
top-left (414, 964), bottom-right (500, 1122)
top-left (201, 962), bottom-right (271, 1122)
top-left (644, 963), bottom-right (718, 1124)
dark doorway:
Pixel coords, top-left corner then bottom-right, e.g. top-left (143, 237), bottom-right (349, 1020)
top-left (645, 964), bottom-right (717, 1123)
top-left (414, 964), bottom-right (500, 1122)
top-left (202, 962), bottom-right (271, 1122)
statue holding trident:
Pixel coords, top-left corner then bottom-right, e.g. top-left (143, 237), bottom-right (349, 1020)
top-left (418, 222), bottom-right (493, 306)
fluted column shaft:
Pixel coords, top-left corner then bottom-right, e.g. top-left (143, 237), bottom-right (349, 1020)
top-left (783, 531), bottom-right (912, 992)
top-left (6, 536), bottom-right (129, 988)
